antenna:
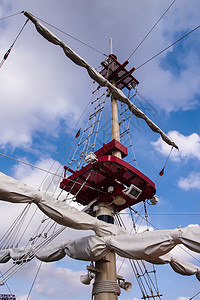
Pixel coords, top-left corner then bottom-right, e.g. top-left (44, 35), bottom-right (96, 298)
top-left (109, 37), bottom-right (113, 54)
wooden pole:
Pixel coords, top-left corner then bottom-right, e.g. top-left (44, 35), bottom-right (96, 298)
top-left (93, 38), bottom-right (120, 300)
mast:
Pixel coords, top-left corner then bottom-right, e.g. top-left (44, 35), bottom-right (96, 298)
top-left (93, 38), bottom-right (119, 300)
top-left (20, 13), bottom-right (175, 298)
top-left (110, 39), bottom-right (121, 158)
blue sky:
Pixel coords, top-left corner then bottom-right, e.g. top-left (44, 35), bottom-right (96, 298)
top-left (0, 1), bottom-right (200, 299)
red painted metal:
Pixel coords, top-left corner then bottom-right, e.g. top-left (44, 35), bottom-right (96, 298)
top-left (60, 141), bottom-right (156, 212)
top-left (94, 139), bottom-right (128, 159)
top-left (100, 54), bottom-right (139, 91)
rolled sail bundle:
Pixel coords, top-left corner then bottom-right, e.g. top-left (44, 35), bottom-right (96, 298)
top-left (9, 246), bottom-right (34, 264)
top-left (0, 249), bottom-right (10, 263)
top-left (1, 171), bottom-right (200, 282)
top-left (146, 253), bottom-right (200, 281)
top-left (63, 228), bottom-right (200, 261)
top-left (36, 237), bottom-right (200, 281)
top-left (1, 171), bottom-right (200, 254)
top-left (36, 227), bottom-right (200, 283)
top-left (1, 238), bottom-right (200, 281)
top-left (35, 241), bottom-right (67, 262)
top-left (0, 172), bottom-right (126, 237)
top-left (0, 246), bottom-right (34, 264)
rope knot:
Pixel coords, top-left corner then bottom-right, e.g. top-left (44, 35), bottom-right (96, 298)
top-left (104, 237), bottom-right (112, 250)
top-left (172, 229), bottom-right (181, 244)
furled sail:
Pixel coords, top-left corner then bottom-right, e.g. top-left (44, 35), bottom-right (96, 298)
top-left (39, 242), bottom-right (200, 281)
top-left (0, 172), bottom-right (126, 237)
top-left (23, 11), bottom-right (178, 150)
top-left (0, 249), bottom-right (10, 263)
top-left (0, 247), bottom-right (33, 264)
top-left (62, 229), bottom-right (200, 261)
top-left (146, 253), bottom-right (200, 280)
top-left (1, 172), bottom-right (200, 268)
top-left (1, 238), bottom-right (200, 282)
top-left (37, 241), bottom-right (200, 281)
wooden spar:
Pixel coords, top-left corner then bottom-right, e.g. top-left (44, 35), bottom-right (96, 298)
top-left (93, 39), bottom-right (119, 300)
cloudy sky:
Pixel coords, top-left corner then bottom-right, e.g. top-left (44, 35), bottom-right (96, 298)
top-left (0, 0), bottom-right (200, 299)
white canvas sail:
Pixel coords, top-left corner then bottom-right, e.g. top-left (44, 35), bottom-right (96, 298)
top-left (0, 172), bottom-right (200, 264)
top-left (0, 172), bottom-right (126, 237)
top-left (1, 238), bottom-right (200, 282)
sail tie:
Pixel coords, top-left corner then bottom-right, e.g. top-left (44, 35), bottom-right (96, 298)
top-left (33, 191), bottom-right (43, 204)
top-left (104, 236), bottom-right (112, 250)
top-left (171, 229), bottom-right (181, 244)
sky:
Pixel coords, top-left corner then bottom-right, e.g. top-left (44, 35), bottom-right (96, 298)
top-left (0, 0), bottom-right (200, 299)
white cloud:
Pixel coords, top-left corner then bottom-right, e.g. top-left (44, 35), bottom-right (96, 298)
top-left (178, 172), bottom-right (200, 191)
top-left (175, 297), bottom-right (189, 300)
top-left (0, 2), bottom-right (93, 149)
top-left (0, 157), bottom-right (90, 251)
top-left (33, 261), bottom-right (90, 298)
top-left (132, 0), bottom-right (200, 112)
top-left (12, 157), bottom-right (63, 192)
top-left (18, 295), bottom-right (30, 300)
top-left (11, 156), bottom-right (86, 211)
top-left (152, 131), bottom-right (200, 161)
top-left (0, 42), bottom-right (84, 148)
top-left (1, 2), bottom-right (200, 299)
top-left (0, 0), bottom-right (200, 150)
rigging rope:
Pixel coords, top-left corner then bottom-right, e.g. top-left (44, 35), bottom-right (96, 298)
top-left (135, 23), bottom-right (200, 70)
top-left (128, 208), bottom-right (200, 265)
top-left (0, 271), bottom-right (12, 294)
top-left (189, 290), bottom-right (200, 300)
top-left (136, 91), bottom-right (178, 151)
top-left (0, 152), bottom-right (106, 194)
top-left (34, 91), bottom-right (92, 196)
top-left (0, 204), bottom-right (31, 249)
top-left (127, 0), bottom-right (177, 60)
top-left (0, 225), bottom-right (66, 285)
top-left (115, 212), bottom-right (162, 299)
top-left (155, 146), bottom-right (174, 187)
top-left (26, 261), bottom-right (42, 300)
top-left (0, 19), bottom-right (29, 68)
top-left (120, 212), bottom-right (200, 215)
top-left (28, 13), bottom-right (107, 57)
top-left (119, 99), bottom-right (138, 168)
top-left (0, 12), bottom-right (23, 21)
top-left (0, 87), bottom-right (102, 261)
top-left (136, 91), bottom-right (159, 121)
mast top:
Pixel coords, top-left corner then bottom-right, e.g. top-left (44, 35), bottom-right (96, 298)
top-left (100, 54), bottom-right (139, 91)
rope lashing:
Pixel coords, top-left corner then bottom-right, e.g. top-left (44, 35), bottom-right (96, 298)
top-left (92, 280), bottom-right (121, 296)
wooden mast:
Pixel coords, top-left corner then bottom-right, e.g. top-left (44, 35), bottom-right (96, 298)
top-left (93, 39), bottom-right (119, 300)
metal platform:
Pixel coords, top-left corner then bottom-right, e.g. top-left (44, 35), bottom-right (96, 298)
top-left (60, 140), bottom-right (156, 212)
top-left (100, 54), bottom-right (139, 90)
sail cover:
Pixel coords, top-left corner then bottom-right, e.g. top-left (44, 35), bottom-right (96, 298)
top-left (23, 11), bottom-right (178, 150)
top-left (1, 238), bottom-right (200, 281)
top-left (1, 172), bottom-right (200, 258)
top-left (0, 172), bottom-right (126, 237)
top-left (62, 229), bottom-right (200, 261)
top-left (1, 171), bottom-right (200, 283)
top-left (146, 253), bottom-right (200, 280)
